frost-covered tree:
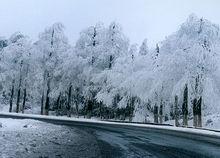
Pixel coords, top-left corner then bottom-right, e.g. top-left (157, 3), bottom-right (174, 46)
top-left (35, 23), bottom-right (69, 115)
top-left (0, 37), bottom-right (8, 50)
top-left (139, 39), bottom-right (149, 56)
top-left (75, 22), bottom-right (129, 118)
top-left (1, 14), bottom-right (220, 125)
top-left (105, 22), bottom-right (129, 68)
top-left (0, 33), bottom-right (32, 113)
top-left (129, 44), bottom-right (138, 60)
top-left (149, 14), bottom-right (220, 125)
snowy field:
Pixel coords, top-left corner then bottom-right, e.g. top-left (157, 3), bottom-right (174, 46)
top-left (0, 118), bottom-right (100, 158)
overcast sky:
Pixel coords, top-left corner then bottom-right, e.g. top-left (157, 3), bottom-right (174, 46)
top-left (0, 0), bottom-right (220, 47)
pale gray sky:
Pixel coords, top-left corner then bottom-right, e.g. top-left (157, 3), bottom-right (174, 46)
top-left (0, 0), bottom-right (220, 47)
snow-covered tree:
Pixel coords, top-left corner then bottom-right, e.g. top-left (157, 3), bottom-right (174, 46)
top-left (0, 33), bottom-right (32, 112)
top-left (35, 23), bottom-right (69, 115)
top-left (1, 14), bottom-right (220, 126)
top-left (139, 39), bottom-right (149, 56)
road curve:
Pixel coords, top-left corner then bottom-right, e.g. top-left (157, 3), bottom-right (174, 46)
top-left (0, 113), bottom-right (220, 158)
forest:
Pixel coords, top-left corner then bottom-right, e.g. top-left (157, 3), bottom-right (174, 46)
top-left (1, 14), bottom-right (220, 127)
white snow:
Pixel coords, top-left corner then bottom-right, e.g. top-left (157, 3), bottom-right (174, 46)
top-left (165, 114), bottom-right (220, 131)
top-left (0, 116), bottom-right (98, 158)
top-left (0, 118), bottom-right (38, 131)
top-left (203, 114), bottom-right (220, 129)
top-left (0, 117), bottom-right (64, 133)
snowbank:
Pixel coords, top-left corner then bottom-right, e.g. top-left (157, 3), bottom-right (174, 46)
top-left (0, 117), bottom-right (62, 132)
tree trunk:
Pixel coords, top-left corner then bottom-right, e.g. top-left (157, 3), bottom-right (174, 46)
top-left (182, 84), bottom-right (188, 127)
top-left (75, 99), bottom-right (79, 118)
top-left (40, 71), bottom-right (47, 115)
top-left (83, 99), bottom-right (88, 118)
top-left (56, 93), bottom-right (61, 116)
top-left (128, 97), bottom-right (135, 122)
top-left (40, 90), bottom-right (44, 115)
top-left (9, 79), bottom-right (15, 112)
top-left (109, 55), bottom-right (113, 69)
top-left (16, 77), bottom-right (22, 113)
top-left (67, 85), bottom-right (72, 117)
top-left (193, 98), bottom-right (198, 127)
top-left (22, 88), bottom-right (26, 114)
top-left (74, 87), bottom-right (79, 118)
top-left (87, 100), bottom-right (93, 119)
top-left (75, 103), bottom-right (79, 118)
top-left (16, 88), bottom-right (21, 113)
top-left (183, 115), bottom-right (188, 127)
top-left (159, 101), bottom-right (163, 124)
top-left (16, 61), bottom-right (23, 113)
top-left (174, 95), bottom-right (179, 127)
top-left (154, 104), bottom-right (159, 124)
top-left (45, 79), bottom-right (50, 115)
top-left (99, 101), bottom-right (102, 119)
top-left (197, 97), bottom-right (202, 127)
top-left (22, 63), bottom-right (29, 114)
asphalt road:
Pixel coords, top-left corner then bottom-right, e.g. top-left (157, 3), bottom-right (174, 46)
top-left (65, 122), bottom-right (220, 158)
top-left (1, 114), bottom-right (220, 158)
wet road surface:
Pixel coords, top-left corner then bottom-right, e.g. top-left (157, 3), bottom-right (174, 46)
top-left (1, 116), bottom-right (220, 158)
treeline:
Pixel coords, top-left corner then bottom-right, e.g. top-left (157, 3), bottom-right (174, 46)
top-left (0, 22), bottom-right (135, 120)
top-left (1, 14), bottom-right (220, 128)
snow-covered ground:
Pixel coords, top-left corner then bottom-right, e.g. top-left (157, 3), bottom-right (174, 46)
top-left (0, 104), bottom-right (8, 113)
top-left (0, 118), bottom-right (100, 158)
top-left (165, 114), bottom-right (220, 131)
top-left (202, 114), bottom-right (220, 129)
